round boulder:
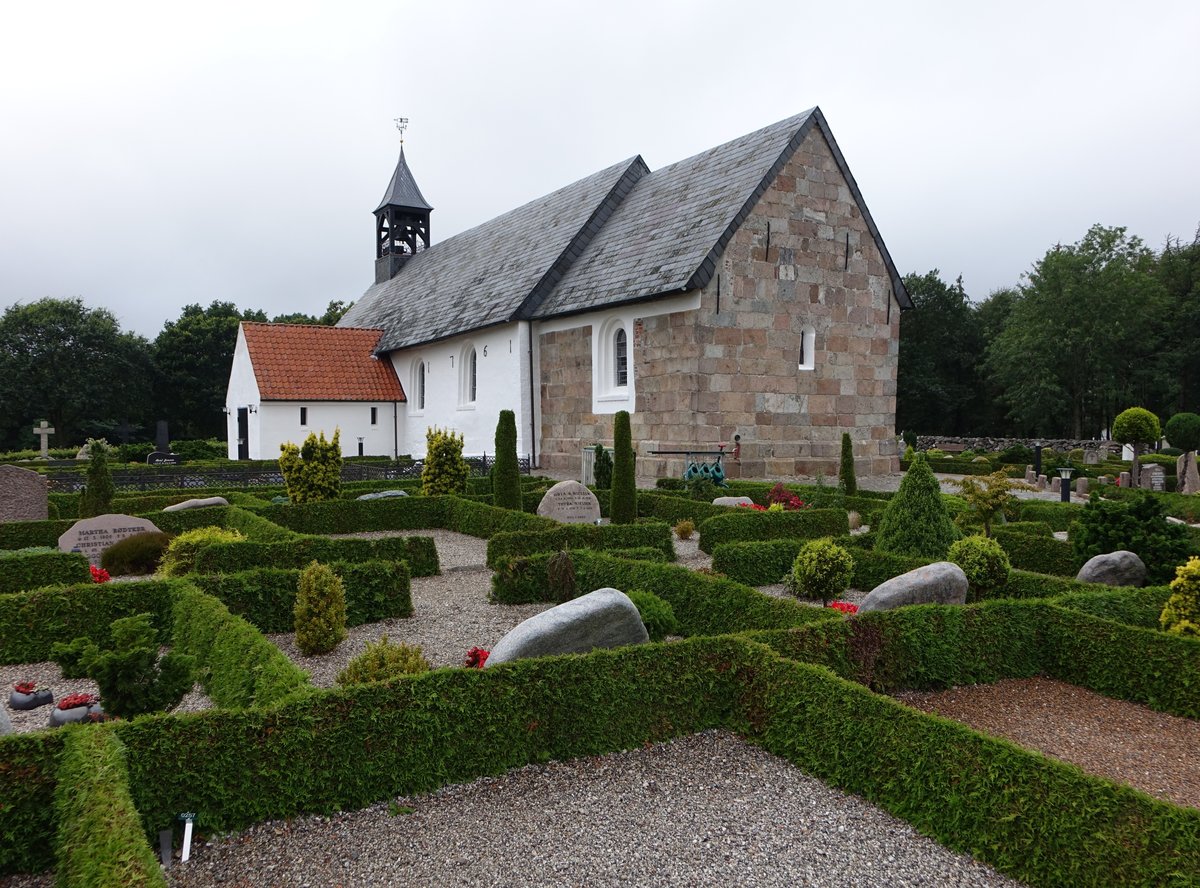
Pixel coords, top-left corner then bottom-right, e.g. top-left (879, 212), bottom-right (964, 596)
top-left (859, 562), bottom-right (969, 613)
top-left (1075, 550), bottom-right (1147, 587)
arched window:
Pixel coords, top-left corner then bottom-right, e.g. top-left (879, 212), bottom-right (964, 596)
top-left (468, 348), bottom-right (477, 402)
top-left (459, 345), bottom-right (477, 406)
top-left (417, 362), bottom-right (426, 410)
top-left (614, 328), bottom-right (628, 387)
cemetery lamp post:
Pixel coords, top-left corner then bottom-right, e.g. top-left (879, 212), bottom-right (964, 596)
top-left (1058, 466), bottom-right (1074, 503)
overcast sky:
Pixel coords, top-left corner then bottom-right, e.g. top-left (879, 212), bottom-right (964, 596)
top-left (2, 1), bottom-right (1197, 339)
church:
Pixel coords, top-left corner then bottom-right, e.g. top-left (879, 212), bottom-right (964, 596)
top-left (226, 107), bottom-right (911, 479)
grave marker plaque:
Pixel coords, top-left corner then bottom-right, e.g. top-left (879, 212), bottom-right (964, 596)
top-left (536, 480), bottom-right (602, 524)
top-left (58, 514), bottom-right (161, 566)
top-left (147, 451), bottom-right (183, 465)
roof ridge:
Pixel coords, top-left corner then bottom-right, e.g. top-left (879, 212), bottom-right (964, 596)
top-left (243, 321), bottom-right (384, 333)
top-left (512, 156), bottom-right (650, 321)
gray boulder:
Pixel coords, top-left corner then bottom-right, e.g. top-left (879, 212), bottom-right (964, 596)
top-left (859, 562), bottom-right (969, 613)
top-left (1076, 550), bottom-right (1147, 587)
top-left (357, 489), bottom-right (409, 500)
top-left (162, 496), bottom-right (229, 512)
top-left (712, 496), bottom-right (754, 507)
top-left (485, 588), bottom-right (649, 667)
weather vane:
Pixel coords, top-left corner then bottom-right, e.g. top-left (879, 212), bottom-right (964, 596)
top-left (394, 117), bottom-right (409, 143)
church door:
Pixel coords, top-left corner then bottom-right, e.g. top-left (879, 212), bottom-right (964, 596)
top-left (237, 408), bottom-right (249, 460)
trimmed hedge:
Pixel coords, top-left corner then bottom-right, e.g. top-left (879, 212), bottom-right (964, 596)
top-left (193, 535), bottom-right (440, 577)
top-left (745, 650), bottom-right (1200, 888)
top-left (1017, 501), bottom-right (1082, 532)
top-left (634, 491), bottom-right (730, 525)
top-left (491, 549), bottom-right (839, 636)
top-left (190, 560), bottom-right (412, 633)
top-left (0, 517), bottom-right (73, 550)
top-left (992, 527), bottom-right (1083, 577)
top-left (0, 548), bottom-right (90, 594)
top-left (0, 579), bottom-right (178, 665)
top-left (54, 727), bottom-right (165, 887)
top-left (486, 523), bottom-right (673, 569)
top-left (0, 731), bottom-right (64, 873)
top-left (1053, 585), bottom-right (1173, 629)
top-left (711, 539), bottom-right (802, 586)
top-left (698, 508), bottom-right (851, 554)
top-left (171, 586), bottom-right (312, 709)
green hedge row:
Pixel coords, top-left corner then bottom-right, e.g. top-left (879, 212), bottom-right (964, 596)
top-left (1017, 500), bottom-right (1082, 531)
top-left (151, 504), bottom-right (297, 542)
top-left (193, 534), bottom-right (439, 577)
top-left (171, 586), bottom-right (312, 709)
top-left (744, 648), bottom-right (1200, 888)
top-left (490, 549), bottom-right (838, 636)
top-left (0, 549), bottom-right (90, 594)
top-left (1052, 585), bottom-right (1171, 629)
top-left (54, 727), bottom-right (165, 887)
top-left (0, 579), bottom-right (179, 665)
top-left (0, 516), bottom-right (74, 550)
top-left (190, 560), bottom-right (412, 633)
top-left (698, 508), bottom-right (851, 554)
top-left (992, 527), bottom-right (1083, 577)
top-left (633, 491), bottom-right (731, 525)
top-left (486, 522), bottom-right (673, 569)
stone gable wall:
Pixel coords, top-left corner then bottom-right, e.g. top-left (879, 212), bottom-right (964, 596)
top-left (538, 127), bottom-right (900, 480)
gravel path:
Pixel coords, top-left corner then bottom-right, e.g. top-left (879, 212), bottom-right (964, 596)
top-left (895, 677), bottom-right (1200, 809)
top-left (166, 729), bottom-right (1025, 888)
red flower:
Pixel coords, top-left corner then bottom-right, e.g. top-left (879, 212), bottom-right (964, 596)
top-left (57, 693), bottom-right (99, 710)
top-left (464, 647), bottom-right (490, 669)
top-left (828, 601), bottom-right (858, 615)
top-left (736, 502), bottom-right (768, 511)
top-left (90, 565), bottom-right (110, 583)
top-left (13, 681), bottom-right (38, 694)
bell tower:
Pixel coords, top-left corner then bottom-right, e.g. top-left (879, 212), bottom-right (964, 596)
top-left (374, 118), bottom-right (432, 284)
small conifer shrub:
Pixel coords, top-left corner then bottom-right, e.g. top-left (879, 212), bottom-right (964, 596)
top-left (874, 453), bottom-right (960, 559)
top-left (626, 590), bottom-right (680, 642)
top-left (421, 427), bottom-right (470, 496)
top-left (492, 410), bottom-right (522, 510)
top-left (158, 526), bottom-right (244, 577)
top-left (51, 613), bottom-right (194, 718)
top-left (784, 538), bottom-right (854, 605)
top-left (294, 561), bottom-right (348, 655)
top-left (948, 535), bottom-right (1011, 602)
top-left (79, 438), bottom-right (115, 518)
top-left (1160, 556), bottom-right (1200, 637)
top-left (101, 531), bottom-right (173, 576)
top-left (279, 429), bottom-right (343, 503)
top-left (336, 635), bottom-right (430, 685)
top-left (839, 433), bottom-right (857, 496)
top-left (593, 444), bottom-right (614, 490)
top-left (610, 411), bottom-right (637, 524)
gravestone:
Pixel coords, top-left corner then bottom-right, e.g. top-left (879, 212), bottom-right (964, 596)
top-left (0, 465), bottom-right (49, 522)
top-left (1024, 466), bottom-right (1036, 484)
top-left (1050, 477), bottom-right (1061, 494)
top-left (1119, 471), bottom-right (1132, 487)
top-left (536, 480), bottom-right (601, 524)
top-left (1181, 453), bottom-right (1200, 495)
top-left (147, 451), bottom-right (182, 466)
top-left (58, 514), bottom-right (162, 566)
top-left (712, 496), bottom-right (754, 507)
top-left (1084, 450), bottom-right (1101, 465)
top-left (859, 562), bottom-right (968, 613)
top-left (1075, 477), bottom-right (1089, 497)
top-left (1139, 465), bottom-right (1164, 492)
top-left (485, 588), bottom-right (648, 666)
top-left (32, 421), bottom-right (54, 458)
top-left (156, 421), bottom-right (170, 454)
top-left (1037, 474), bottom-right (1048, 491)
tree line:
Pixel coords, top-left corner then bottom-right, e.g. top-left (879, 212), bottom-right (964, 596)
top-left (0, 299), bottom-right (350, 452)
top-left (897, 224), bottom-right (1200, 440)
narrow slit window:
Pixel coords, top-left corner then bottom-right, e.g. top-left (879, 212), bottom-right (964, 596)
top-left (614, 327), bottom-right (628, 387)
top-left (300, 407), bottom-right (308, 426)
top-left (370, 406), bottom-right (378, 425)
top-left (417, 362), bottom-right (426, 410)
top-left (468, 348), bottom-right (477, 403)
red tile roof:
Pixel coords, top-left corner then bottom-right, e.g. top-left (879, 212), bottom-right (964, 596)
top-left (242, 323), bottom-right (406, 402)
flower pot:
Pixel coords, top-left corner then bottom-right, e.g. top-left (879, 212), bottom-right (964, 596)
top-left (48, 703), bottom-right (103, 728)
top-left (9, 689), bottom-right (53, 711)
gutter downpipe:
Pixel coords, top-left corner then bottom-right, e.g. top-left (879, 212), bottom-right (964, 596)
top-left (393, 401), bottom-right (399, 460)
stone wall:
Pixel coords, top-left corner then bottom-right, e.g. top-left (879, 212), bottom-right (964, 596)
top-left (538, 126), bottom-right (901, 481)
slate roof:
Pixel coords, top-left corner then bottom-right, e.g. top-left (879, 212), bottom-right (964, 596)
top-left (375, 147), bottom-right (433, 212)
top-left (340, 107), bottom-right (911, 352)
top-left (242, 323), bottom-right (405, 402)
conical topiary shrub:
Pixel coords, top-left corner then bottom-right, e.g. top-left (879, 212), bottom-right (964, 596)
top-left (610, 411), bottom-right (637, 524)
top-left (294, 561), bottom-right (347, 655)
top-left (492, 410), bottom-right (522, 510)
top-left (79, 438), bottom-right (114, 518)
top-left (839, 432), bottom-right (857, 496)
top-left (874, 452), bottom-right (959, 558)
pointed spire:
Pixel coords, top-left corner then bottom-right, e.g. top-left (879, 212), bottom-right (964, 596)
top-left (375, 146), bottom-right (433, 213)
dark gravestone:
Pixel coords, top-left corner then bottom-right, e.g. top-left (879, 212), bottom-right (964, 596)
top-left (0, 465), bottom-right (49, 522)
top-left (156, 421), bottom-right (170, 454)
top-left (147, 452), bottom-right (182, 465)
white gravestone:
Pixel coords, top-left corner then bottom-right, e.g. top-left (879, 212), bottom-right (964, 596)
top-left (536, 480), bottom-right (602, 524)
top-left (58, 514), bottom-right (162, 566)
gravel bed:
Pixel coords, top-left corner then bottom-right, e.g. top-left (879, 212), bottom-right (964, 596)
top-left (895, 677), bottom-right (1200, 809)
top-left (2, 662), bottom-right (212, 736)
top-left (166, 729), bottom-right (1025, 888)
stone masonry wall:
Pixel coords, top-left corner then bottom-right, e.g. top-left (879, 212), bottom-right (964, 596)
top-left (539, 126), bottom-right (901, 481)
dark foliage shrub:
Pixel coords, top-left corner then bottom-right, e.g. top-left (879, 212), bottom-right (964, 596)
top-left (101, 531), bottom-right (173, 576)
top-left (997, 443), bottom-right (1033, 465)
top-left (79, 439), bottom-right (114, 518)
top-left (492, 410), bottom-right (522, 510)
top-left (1071, 492), bottom-right (1191, 584)
top-left (874, 453), bottom-right (959, 559)
top-left (839, 433), bottom-right (857, 496)
top-left (626, 589), bottom-right (680, 641)
top-left (610, 411), bottom-right (637, 524)
top-left (593, 443), bottom-right (613, 490)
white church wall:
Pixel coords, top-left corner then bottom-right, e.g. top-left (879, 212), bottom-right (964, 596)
top-left (389, 323), bottom-right (528, 458)
top-left (225, 327), bottom-right (262, 459)
top-left (256, 401), bottom-right (399, 460)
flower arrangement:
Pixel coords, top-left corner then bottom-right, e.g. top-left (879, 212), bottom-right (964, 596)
top-left (737, 502), bottom-right (768, 511)
top-left (13, 681), bottom-right (38, 694)
top-left (828, 601), bottom-right (859, 615)
top-left (90, 565), bottom-right (110, 583)
top-left (464, 647), bottom-right (490, 668)
top-left (768, 482), bottom-right (808, 511)
top-left (56, 692), bottom-right (99, 711)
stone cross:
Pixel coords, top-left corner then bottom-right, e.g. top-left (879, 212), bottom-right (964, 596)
top-left (32, 421), bottom-right (54, 458)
